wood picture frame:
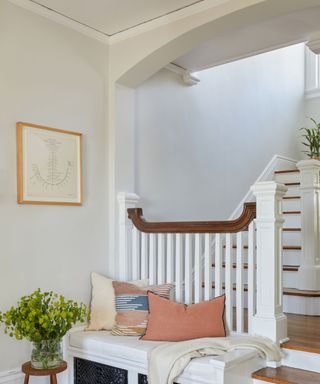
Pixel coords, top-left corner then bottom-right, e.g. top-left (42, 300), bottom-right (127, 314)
top-left (16, 122), bottom-right (83, 205)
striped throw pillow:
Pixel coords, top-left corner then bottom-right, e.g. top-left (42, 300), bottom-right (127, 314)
top-left (112, 281), bottom-right (173, 336)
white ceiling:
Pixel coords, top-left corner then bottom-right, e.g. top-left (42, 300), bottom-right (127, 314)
top-left (31, 0), bottom-right (204, 36)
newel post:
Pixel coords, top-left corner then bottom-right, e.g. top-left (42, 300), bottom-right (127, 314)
top-left (117, 192), bottom-right (140, 280)
top-left (251, 181), bottom-right (288, 344)
top-left (296, 160), bottom-right (320, 290)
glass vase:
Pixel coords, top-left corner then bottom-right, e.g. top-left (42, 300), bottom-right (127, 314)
top-left (31, 340), bottom-right (63, 369)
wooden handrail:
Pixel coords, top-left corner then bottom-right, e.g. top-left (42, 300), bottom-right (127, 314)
top-left (127, 202), bottom-right (256, 233)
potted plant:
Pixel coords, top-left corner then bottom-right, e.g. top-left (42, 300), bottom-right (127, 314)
top-left (301, 118), bottom-right (320, 159)
top-left (0, 289), bottom-right (87, 369)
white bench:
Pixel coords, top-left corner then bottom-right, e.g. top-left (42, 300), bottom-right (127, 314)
top-left (66, 330), bottom-right (265, 384)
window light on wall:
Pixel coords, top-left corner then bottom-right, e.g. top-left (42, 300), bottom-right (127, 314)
top-left (305, 45), bottom-right (320, 99)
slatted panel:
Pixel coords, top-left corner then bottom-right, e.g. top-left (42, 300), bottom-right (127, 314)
top-left (204, 233), bottom-right (213, 300)
top-left (175, 234), bottom-right (183, 303)
top-left (214, 234), bottom-right (223, 297)
top-left (157, 234), bottom-right (165, 284)
top-left (225, 233), bottom-right (233, 332)
top-left (236, 231), bottom-right (244, 333)
top-left (248, 221), bottom-right (256, 334)
top-left (166, 234), bottom-right (174, 283)
top-left (131, 227), bottom-right (140, 280)
top-left (149, 234), bottom-right (157, 285)
top-left (184, 234), bottom-right (193, 305)
top-left (194, 233), bottom-right (202, 303)
top-left (140, 233), bottom-right (148, 280)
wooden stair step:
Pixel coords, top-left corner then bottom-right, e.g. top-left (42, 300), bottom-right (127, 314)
top-left (284, 182), bottom-right (300, 186)
top-left (274, 169), bottom-right (299, 174)
top-left (252, 366), bottom-right (320, 384)
top-left (283, 211), bottom-right (301, 215)
top-left (211, 263), bottom-right (299, 272)
top-left (283, 246), bottom-right (301, 250)
top-left (283, 288), bottom-right (320, 298)
top-left (283, 196), bottom-right (301, 200)
top-left (282, 228), bottom-right (301, 232)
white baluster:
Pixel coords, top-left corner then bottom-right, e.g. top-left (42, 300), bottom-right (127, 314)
top-left (157, 234), bottom-right (165, 284)
top-left (149, 234), bottom-right (157, 285)
top-left (132, 227), bottom-right (140, 280)
top-left (194, 233), bottom-right (202, 303)
top-left (204, 233), bottom-right (213, 300)
top-left (225, 233), bottom-right (233, 333)
top-left (185, 234), bottom-right (193, 304)
top-left (175, 234), bottom-right (183, 303)
top-left (236, 231), bottom-right (244, 333)
top-left (215, 234), bottom-right (223, 297)
top-left (140, 233), bottom-right (148, 279)
top-left (248, 221), bottom-right (256, 334)
top-left (166, 234), bottom-right (174, 283)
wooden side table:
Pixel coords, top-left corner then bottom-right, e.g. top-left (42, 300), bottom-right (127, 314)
top-left (22, 361), bottom-right (67, 384)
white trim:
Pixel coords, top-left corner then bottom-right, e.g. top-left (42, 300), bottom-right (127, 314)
top-left (0, 369), bottom-right (23, 384)
top-left (229, 154), bottom-right (297, 219)
top-left (305, 88), bottom-right (320, 99)
top-left (7, 0), bottom-right (109, 44)
top-left (165, 63), bottom-right (200, 86)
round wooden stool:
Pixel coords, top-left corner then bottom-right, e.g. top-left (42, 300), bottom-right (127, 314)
top-left (22, 361), bottom-right (67, 384)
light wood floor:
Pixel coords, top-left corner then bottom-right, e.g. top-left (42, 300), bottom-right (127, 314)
top-left (283, 313), bottom-right (320, 354)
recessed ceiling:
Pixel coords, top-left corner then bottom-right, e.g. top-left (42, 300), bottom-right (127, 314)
top-left (30, 0), bottom-right (204, 36)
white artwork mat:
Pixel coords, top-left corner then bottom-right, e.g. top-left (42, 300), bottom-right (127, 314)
top-left (20, 125), bottom-right (82, 204)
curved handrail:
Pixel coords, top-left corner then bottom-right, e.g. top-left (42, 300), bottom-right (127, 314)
top-left (127, 202), bottom-right (256, 233)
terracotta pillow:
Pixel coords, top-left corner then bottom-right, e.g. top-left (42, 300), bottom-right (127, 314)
top-left (142, 292), bottom-right (226, 341)
top-left (112, 281), bottom-right (173, 336)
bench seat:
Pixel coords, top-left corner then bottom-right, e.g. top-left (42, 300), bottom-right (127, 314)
top-left (67, 331), bottom-right (265, 384)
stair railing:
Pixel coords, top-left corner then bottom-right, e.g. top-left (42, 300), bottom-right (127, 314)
top-left (118, 181), bottom-right (287, 343)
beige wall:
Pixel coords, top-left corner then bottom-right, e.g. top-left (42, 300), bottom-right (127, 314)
top-left (0, 1), bottom-right (109, 372)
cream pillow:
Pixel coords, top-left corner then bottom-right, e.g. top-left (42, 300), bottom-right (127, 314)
top-left (86, 272), bottom-right (149, 331)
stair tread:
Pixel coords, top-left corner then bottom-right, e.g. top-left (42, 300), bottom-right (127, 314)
top-left (252, 366), bottom-right (320, 384)
top-left (283, 196), bottom-right (301, 200)
top-left (284, 182), bottom-right (301, 186)
top-left (283, 211), bottom-right (301, 215)
top-left (283, 288), bottom-right (320, 297)
top-left (282, 228), bottom-right (301, 232)
top-left (274, 169), bottom-right (299, 174)
top-left (283, 246), bottom-right (301, 250)
top-left (211, 263), bottom-right (299, 271)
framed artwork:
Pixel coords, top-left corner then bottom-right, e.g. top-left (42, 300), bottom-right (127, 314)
top-left (16, 122), bottom-right (83, 205)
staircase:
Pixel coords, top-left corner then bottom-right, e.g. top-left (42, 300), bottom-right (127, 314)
top-left (253, 164), bottom-right (320, 384)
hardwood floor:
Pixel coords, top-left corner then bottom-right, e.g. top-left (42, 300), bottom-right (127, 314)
top-left (283, 313), bottom-right (320, 354)
top-left (252, 366), bottom-right (320, 384)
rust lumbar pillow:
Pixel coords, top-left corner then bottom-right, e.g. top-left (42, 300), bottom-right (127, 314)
top-left (112, 281), bottom-right (173, 336)
top-left (142, 292), bottom-right (226, 341)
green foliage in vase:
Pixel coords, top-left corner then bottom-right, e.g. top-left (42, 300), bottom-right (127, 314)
top-left (301, 118), bottom-right (320, 158)
top-left (0, 289), bottom-right (87, 342)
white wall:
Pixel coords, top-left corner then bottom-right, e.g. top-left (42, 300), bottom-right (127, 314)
top-left (0, 1), bottom-right (108, 373)
top-left (135, 44), bottom-right (305, 221)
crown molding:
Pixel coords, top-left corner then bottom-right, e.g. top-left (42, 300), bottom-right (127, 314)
top-left (307, 33), bottom-right (320, 54)
top-left (8, 0), bottom-right (109, 45)
top-left (165, 63), bottom-right (200, 86)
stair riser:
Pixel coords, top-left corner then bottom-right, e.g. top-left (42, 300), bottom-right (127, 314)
top-left (283, 214), bottom-right (301, 228)
top-left (283, 186), bottom-right (301, 197)
top-left (283, 294), bottom-right (320, 315)
top-left (282, 250), bottom-right (301, 266)
top-left (281, 348), bottom-right (320, 373)
top-left (274, 172), bottom-right (300, 184)
top-left (211, 268), bottom-right (298, 288)
top-left (282, 231), bottom-right (301, 245)
top-left (282, 199), bottom-right (301, 212)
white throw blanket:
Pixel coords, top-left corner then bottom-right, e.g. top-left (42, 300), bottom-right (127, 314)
top-left (148, 336), bottom-right (282, 384)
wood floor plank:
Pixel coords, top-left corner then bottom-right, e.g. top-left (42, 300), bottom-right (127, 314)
top-left (252, 366), bottom-right (320, 384)
top-left (283, 313), bottom-right (320, 354)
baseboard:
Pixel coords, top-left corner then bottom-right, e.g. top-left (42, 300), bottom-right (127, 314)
top-left (0, 369), bottom-right (23, 384)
